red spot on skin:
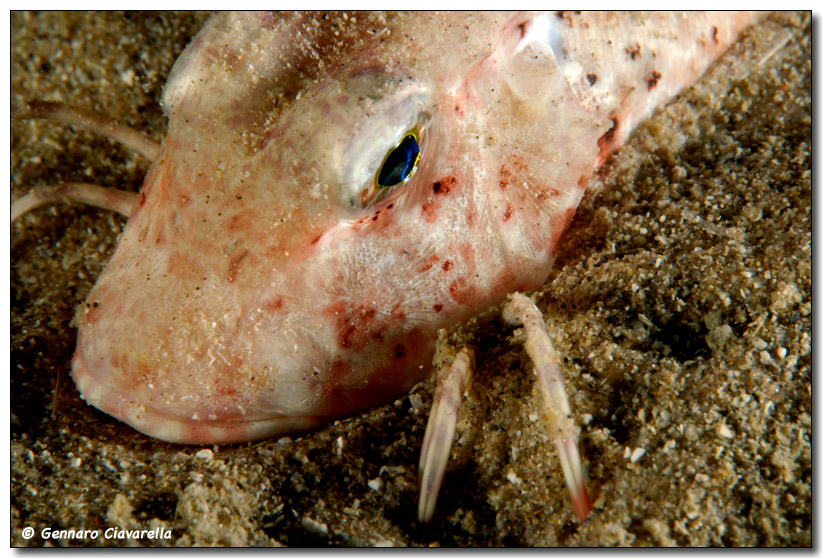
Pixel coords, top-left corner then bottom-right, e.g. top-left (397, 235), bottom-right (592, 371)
top-left (596, 104), bottom-right (632, 168)
top-left (499, 165), bottom-right (511, 190)
top-left (263, 297), bottom-right (284, 313)
top-left (511, 154), bottom-right (528, 173)
top-left (138, 190), bottom-right (147, 208)
top-left (711, 25), bottom-right (719, 44)
top-left (178, 192), bottom-right (191, 206)
top-left (500, 155), bottom-right (529, 190)
top-left (367, 207), bottom-right (396, 232)
top-left (138, 222), bottom-right (149, 243)
top-left (578, 174), bottom-right (589, 189)
top-left (226, 210), bottom-right (255, 234)
top-left (442, 260), bottom-right (453, 271)
top-left (311, 233), bottom-right (322, 245)
top-left (448, 277), bottom-right (476, 305)
top-left (217, 383), bottom-right (237, 397)
top-left (419, 254), bottom-right (440, 272)
top-left (535, 186), bottom-right (562, 202)
top-left (154, 220), bottom-right (165, 244)
top-left (227, 250), bottom-right (249, 283)
top-left (597, 116), bottom-right (620, 154)
top-left (433, 303), bottom-right (444, 313)
top-left (503, 204), bottom-right (513, 221)
top-left (329, 303), bottom-right (384, 350)
top-left (645, 70), bottom-right (661, 90)
top-left (422, 176), bottom-right (457, 223)
top-left (390, 304), bottom-right (406, 323)
top-left (355, 206), bottom-right (394, 232)
top-left (625, 43), bottom-right (641, 60)
top-left (433, 177), bottom-right (456, 195)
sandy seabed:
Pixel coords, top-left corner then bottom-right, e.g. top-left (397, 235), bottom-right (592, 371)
top-left (11, 11), bottom-right (810, 547)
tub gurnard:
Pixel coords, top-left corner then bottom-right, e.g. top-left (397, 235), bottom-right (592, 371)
top-left (12, 11), bottom-right (760, 522)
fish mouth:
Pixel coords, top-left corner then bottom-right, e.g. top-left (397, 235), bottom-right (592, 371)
top-left (70, 347), bottom-right (322, 445)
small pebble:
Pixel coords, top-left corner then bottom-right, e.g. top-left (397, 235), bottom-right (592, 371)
top-left (301, 516), bottom-right (328, 536)
top-left (195, 449), bottom-right (213, 460)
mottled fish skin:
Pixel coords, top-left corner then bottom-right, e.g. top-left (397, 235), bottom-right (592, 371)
top-left (70, 11), bottom-right (759, 444)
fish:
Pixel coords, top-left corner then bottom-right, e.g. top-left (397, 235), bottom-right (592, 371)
top-left (11, 10), bottom-right (812, 548)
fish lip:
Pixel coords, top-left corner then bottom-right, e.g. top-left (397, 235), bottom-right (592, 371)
top-left (70, 345), bottom-right (323, 445)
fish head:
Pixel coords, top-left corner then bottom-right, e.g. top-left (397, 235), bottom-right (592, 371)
top-left (71, 12), bottom-right (602, 443)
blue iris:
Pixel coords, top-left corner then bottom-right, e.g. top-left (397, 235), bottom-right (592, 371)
top-left (377, 133), bottom-right (420, 188)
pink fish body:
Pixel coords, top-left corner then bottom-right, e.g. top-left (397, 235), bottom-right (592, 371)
top-left (67, 11), bottom-right (758, 444)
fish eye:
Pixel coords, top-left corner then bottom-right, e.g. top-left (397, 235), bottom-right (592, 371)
top-left (377, 131), bottom-right (421, 188)
top-left (323, 68), bottom-right (435, 221)
top-left (333, 107), bottom-right (434, 220)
